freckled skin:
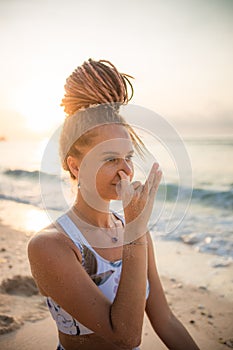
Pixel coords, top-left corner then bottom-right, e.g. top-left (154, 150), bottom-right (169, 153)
top-left (29, 123), bottom-right (199, 350)
top-left (78, 124), bottom-right (134, 202)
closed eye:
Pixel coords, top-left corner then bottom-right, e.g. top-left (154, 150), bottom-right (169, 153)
top-left (104, 155), bottom-right (134, 163)
top-left (105, 157), bottom-right (118, 163)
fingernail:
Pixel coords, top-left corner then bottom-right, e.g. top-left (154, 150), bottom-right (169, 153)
top-left (118, 171), bottom-right (126, 179)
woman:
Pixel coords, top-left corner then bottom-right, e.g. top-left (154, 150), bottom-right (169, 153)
top-left (28, 59), bottom-right (199, 350)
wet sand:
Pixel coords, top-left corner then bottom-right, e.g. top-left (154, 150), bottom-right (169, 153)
top-left (0, 223), bottom-right (232, 349)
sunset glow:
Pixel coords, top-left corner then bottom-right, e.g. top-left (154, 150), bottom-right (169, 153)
top-left (0, 0), bottom-right (232, 139)
top-left (14, 81), bottom-right (64, 134)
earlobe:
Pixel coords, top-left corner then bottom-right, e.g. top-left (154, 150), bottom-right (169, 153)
top-left (67, 156), bottom-right (79, 179)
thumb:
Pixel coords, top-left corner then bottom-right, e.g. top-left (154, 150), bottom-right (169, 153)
top-left (116, 171), bottom-right (131, 198)
top-left (118, 170), bottom-right (130, 188)
top-left (117, 171), bottom-right (134, 209)
top-left (118, 170), bottom-right (129, 181)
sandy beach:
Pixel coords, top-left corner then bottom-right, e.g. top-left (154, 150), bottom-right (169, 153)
top-left (0, 222), bottom-right (232, 350)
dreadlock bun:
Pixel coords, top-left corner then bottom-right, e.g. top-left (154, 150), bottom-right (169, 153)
top-left (61, 59), bottom-right (134, 116)
top-left (59, 59), bottom-right (146, 180)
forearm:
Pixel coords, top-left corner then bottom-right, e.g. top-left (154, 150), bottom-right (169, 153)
top-left (157, 312), bottom-right (200, 350)
top-left (110, 233), bottom-right (148, 348)
top-left (109, 163), bottom-right (161, 348)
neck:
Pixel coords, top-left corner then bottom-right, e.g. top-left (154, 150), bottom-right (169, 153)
top-left (74, 191), bottom-right (112, 227)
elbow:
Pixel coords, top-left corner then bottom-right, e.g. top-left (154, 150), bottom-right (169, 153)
top-left (109, 309), bottom-right (143, 348)
top-left (130, 335), bottom-right (142, 349)
top-left (113, 334), bottom-right (142, 349)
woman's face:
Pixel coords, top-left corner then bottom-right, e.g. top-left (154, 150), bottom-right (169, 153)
top-left (77, 124), bottom-right (134, 203)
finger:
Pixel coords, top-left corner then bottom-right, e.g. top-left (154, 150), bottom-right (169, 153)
top-left (132, 181), bottom-right (142, 190)
top-left (149, 169), bottom-right (162, 198)
top-left (143, 163), bottom-right (159, 194)
top-left (118, 170), bottom-right (131, 194)
top-left (118, 170), bottom-right (129, 181)
top-left (134, 183), bottom-right (143, 196)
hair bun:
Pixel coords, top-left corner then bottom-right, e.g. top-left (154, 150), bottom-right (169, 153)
top-left (61, 59), bottom-right (134, 116)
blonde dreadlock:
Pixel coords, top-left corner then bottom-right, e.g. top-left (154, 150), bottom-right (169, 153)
top-left (61, 59), bottom-right (134, 116)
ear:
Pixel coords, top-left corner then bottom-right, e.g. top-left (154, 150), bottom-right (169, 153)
top-left (66, 156), bottom-right (79, 179)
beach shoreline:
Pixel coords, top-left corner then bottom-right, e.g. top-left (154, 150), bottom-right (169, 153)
top-left (0, 222), bottom-right (232, 349)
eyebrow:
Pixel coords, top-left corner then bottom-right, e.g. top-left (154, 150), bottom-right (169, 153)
top-left (101, 150), bottom-right (134, 156)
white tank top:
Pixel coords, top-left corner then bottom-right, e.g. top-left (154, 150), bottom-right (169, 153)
top-left (46, 213), bottom-right (150, 338)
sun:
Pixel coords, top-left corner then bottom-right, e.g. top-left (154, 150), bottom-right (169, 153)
top-left (15, 81), bottom-right (64, 134)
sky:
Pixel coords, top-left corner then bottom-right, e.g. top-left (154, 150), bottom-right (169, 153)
top-left (0, 0), bottom-right (233, 139)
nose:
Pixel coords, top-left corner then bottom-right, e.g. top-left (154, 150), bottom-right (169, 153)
top-left (119, 159), bottom-right (133, 177)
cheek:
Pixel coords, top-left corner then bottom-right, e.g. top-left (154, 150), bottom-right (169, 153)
top-left (96, 165), bottom-right (112, 184)
top-left (95, 166), bottom-right (110, 189)
top-left (95, 166), bottom-right (117, 199)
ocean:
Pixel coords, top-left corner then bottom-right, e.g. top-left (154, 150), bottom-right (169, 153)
top-left (0, 135), bottom-right (232, 260)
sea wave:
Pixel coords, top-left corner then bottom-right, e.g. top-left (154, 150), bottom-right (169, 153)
top-left (1, 168), bottom-right (233, 211)
top-left (159, 184), bottom-right (233, 210)
top-left (1, 167), bottom-right (232, 259)
top-left (3, 169), bottom-right (58, 180)
top-left (0, 194), bottom-right (41, 207)
top-left (0, 193), bottom-right (65, 212)
top-left (190, 187), bottom-right (233, 210)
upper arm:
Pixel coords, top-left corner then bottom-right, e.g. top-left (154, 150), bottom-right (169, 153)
top-left (27, 232), bottom-right (114, 339)
top-left (146, 233), bottom-right (172, 330)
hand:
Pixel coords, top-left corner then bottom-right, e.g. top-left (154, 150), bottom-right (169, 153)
top-left (118, 163), bottom-right (162, 237)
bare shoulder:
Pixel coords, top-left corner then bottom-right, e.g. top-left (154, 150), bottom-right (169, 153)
top-left (28, 223), bottom-right (65, 251)
top-left (27, 222), bottom-right (83, 296)
top-left (28, 222), bottom-right (82, 265)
